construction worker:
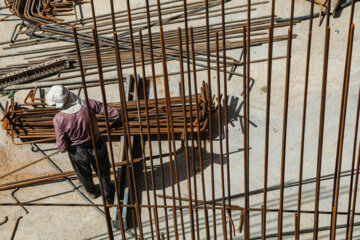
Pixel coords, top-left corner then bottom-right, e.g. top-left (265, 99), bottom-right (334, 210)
top-left (46, 85), bottom-right (121, 203)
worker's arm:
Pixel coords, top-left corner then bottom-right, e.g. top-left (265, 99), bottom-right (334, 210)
top-left (88, 99), bottom-right (121, 119)
top-left (53, 117), bottom-right (69, 151)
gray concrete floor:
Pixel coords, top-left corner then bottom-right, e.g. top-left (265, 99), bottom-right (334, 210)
top-left (0, 0), bottom-right (360, 239)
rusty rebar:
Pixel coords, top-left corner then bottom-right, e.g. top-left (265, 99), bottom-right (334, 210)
top-left (190, 26), bottom-right (211, 239)
top-left (11, 188), bottom-right (28, 214)
top-left (296, 0), bottom-right (314, 235)
top-left (278, 1), bottom-right (295, 238)
top-left (74, 25), bottom-right (113, 240)
top-left (330, 0), bottom-right (356, 235)
top-left (10, 216), bottom-right (22, 240)
top-left (262, 0), bottom-right (276, 237)
top-left (313, 25), bottom-right (331, 240)
top-left (182, 1), bottom-right (201, 238)
top-left (216, 30), bottom-right (227, 240)
top-left (205, 0), bottom-right (217, 238)
top-left (346, 78), bottom-right (360, 239)
top-left (144, 0), bottom-right (171, 237)
top-left (0, 216), bottom-right (8, 226)
top-left (178, 27), bottom-right (195, 240)
top-left (349, 93), bottom-right (360, 240)
top-left (139, 29), bottom-right (161, 240)
top-left (125, 1), bottom-right (154, 236)
top-left (242, 23), bottom-right (249, 240)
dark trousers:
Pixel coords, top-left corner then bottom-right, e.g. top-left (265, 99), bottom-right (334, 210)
top-left (68, 137), bottom-right (112, 199)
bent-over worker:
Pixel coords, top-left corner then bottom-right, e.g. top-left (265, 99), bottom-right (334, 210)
top-left (46, 85), bottom-right (121, 203)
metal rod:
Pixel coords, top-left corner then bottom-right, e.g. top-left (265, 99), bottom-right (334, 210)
top-left (205, 0), bottom-right (217, 238)
top-left (91, 16), bottom-right (127, 238)
top-left (11, 188), bottom-right (29, 214)
top-left (262, 0), bottom-right (275, 237)
top-left (216, 30), bottom-right (227, 240)
top-left (4, 200), bottom-right (360, 216)
top-left (190, 26), bottom-right (211, 239)
top-left (10, 216), bottom-right (22, 240)
top-left (126, 0), bottom-right (154, 235)
top-left (178, 27), bottom-right (195, 240)
top-left (349, 92), bottom-right (360, 240)
top-left (242, 23), bottom-right (249, 240)
top-left (296, 0), bottom-right (314, 235)
top-left (156, 1), bottom-right (182, 238)
top-left (74, 26), bottom-right (113, 240)
top-left (346, 76), bottom-right (360, 240)
top-left (112, 31), bottom-right (140, 240)
top-left (182, 1), bottom-right (201, 238)
top-left (313, 25), bottom-right (331, 240)
top-left (144, 0), bottom-right (171, 237)
top-left (0, 216), bottom-right (8, 226)
top-left (221, 0), bottom-right (232, 238)
top-left (278, 1), bottom-right (295, 238)
top-left (139, 29), bottom-right (161, 240)
top-left (330, 0), bottom-right (356, 234)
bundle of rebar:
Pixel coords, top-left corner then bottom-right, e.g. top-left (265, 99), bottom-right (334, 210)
top-left (1, 82), bottom-right (213, 145)
top-left (2, 0), bottom-right (87, 25)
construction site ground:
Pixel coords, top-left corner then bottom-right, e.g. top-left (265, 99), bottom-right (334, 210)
top-left (0, 0), bottom-right (359, 239)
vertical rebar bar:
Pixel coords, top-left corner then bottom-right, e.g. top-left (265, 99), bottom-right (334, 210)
top-left (156, 1), bottom-right (186, 238)
top-left (346, 53), bottom-right (360, 240)
top-left (348, 90), bottom-right (360, 240)
top-left (313, 25), bottom-right (331, 240)
top-left (126, 1), bottom-right (158, 236)
top-left (330, 23), bottom-right (355, 240)
top-left (204, 0), bottom-right (217, 238)
top-left (190, 26), bottom-right (211, 240)
top-left (244, 0), bottom-right (252, 237)
top-left (182, 1), bottom-right (201, 237)
top-left (220, 0), bottom-right (232, 238)
top-left (139, 29), bottom-right (161, 240)
top-left (278, 1), bottom-right (295, 238)
top-left (144, 0), bottom-right (171, 238)
top-left (242, 23), bottom-right (249, 240)
top-left (178, 27), bottom-right (196, 240)
top-left (113, 31), bottom-right (140, 239)
top-left (73, 26), bottom-right (114, 240)
top-left (216, 30), bottom-right (228, 240)
top-left (263, 3), bottom-right (276, 239)
top-left (296, 0), bottom-right (314, 235)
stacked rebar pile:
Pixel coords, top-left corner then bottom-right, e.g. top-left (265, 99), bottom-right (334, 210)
top-left (1, 82), bottom-right (213, 145)
top-left (2, 0), bottom-right (87, 25)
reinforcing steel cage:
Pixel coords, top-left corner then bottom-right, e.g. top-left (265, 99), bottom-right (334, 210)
top-left (0, 0), bottom-right (359, 239)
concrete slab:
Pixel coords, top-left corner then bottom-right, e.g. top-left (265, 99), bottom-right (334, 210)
top-left (0, 0), bottom-right (359, 239)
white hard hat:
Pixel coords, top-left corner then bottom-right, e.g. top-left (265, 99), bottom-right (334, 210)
top-left (46, 85), bottom-right (69, 108)
top-left (46, 85), bottom-right (83, 114)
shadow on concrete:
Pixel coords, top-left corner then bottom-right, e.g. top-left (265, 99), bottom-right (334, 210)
top-left (135, 142), bottom-right (243, 193)
top-left (212, 81), bottom-right (257, 140)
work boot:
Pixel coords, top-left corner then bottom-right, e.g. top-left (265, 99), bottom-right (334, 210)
top-left (86, 191), bottom-right (100, 199)
top-left (79, 186), bottom-right (100, 199)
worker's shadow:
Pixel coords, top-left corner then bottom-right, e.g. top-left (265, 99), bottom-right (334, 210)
top-left (124, 138), bottom-right (245, 232)
top-left (134, 137), bottom-right (244, 194)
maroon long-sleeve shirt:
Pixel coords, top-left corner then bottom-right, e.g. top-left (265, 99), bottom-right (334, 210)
top-left (53, 99), bottom-right (121, 151)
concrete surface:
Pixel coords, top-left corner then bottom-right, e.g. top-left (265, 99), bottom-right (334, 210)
top-left (0, 0), bottom-right (359, 239)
